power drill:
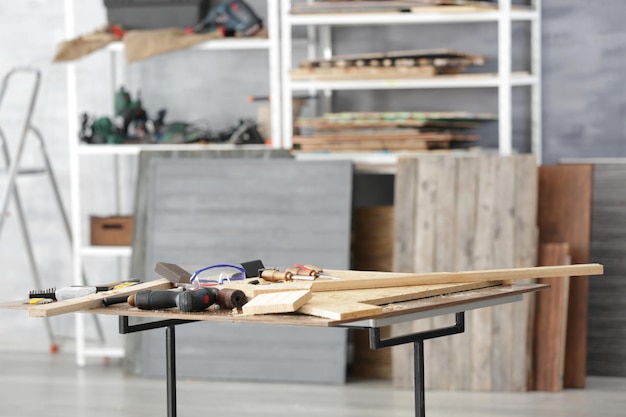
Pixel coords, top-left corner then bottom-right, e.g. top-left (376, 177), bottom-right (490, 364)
top-left (188, 0), bottom-right (263, 37)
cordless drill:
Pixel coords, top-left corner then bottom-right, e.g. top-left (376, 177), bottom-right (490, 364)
top-left (128, 287), bottom-right (246, 312)
top-left (188, 0), bottom-right (263, 37)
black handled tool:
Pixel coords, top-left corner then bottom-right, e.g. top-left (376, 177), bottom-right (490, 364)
top-left (129, 287), bottom-right (220, 312)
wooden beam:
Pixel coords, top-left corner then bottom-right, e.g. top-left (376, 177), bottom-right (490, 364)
top-left (315, 264), bottom-right (602, 292)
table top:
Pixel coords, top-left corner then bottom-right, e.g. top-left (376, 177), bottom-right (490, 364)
top-left (2, 283), bottom-right (546, 328)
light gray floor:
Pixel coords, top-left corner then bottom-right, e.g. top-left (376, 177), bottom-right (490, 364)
top-left (0, 349), bottom-right (624, 417)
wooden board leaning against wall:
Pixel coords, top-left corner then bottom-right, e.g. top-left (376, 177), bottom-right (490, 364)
top-left (391, 154), bottom-right (538, 391)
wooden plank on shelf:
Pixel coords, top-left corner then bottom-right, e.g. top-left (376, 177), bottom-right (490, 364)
top-left (533, 243), bottom-right (571, 392)
top-left (294, 139), bottom-right (432, 152)
top-left (537, 164), bottom-right (593, 388)
top-left (293, 131), bottom-right (475, 143)
top-left (290, 66), bottom-right (436, 80)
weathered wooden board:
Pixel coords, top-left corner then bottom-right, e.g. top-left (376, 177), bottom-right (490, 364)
top-left (242, 290), bottom-right (312, 315)
top-left (533, 243), bottom-right (571, 391)
top-left (392, 154), bottom-right (540, 391)
top-left (538, 164), bottom-right (593, 388)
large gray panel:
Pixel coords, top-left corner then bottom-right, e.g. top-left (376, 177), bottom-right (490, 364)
top-left (588, 164), bottom-right (626, 376)
top-left (127, 154), bottom-right (352, 384)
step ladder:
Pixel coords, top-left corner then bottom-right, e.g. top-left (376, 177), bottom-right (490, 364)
top-left (0, 67), bottom-right (104, 352)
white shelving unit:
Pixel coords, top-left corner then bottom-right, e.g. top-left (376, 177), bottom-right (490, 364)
top-left (280, 0), bottom-right (542, 163)
top-left (63, 0), bottom-right (281, 366)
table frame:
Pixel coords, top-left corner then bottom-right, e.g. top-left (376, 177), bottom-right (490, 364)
top-left (115, 289), bottom-right (531, 417)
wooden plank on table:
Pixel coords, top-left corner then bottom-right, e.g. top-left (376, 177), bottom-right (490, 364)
top-left (512, 154), bottom-right (538, 391)
top-left (242, 290), bottom-right (312, 315)
top-left (28, 278), bottom-right (173, 317)
top-left (533, 243), bottom-right (571, 392)
top-left (314, 264), bottom-right (601, 291)
top-left (538, 164), bottom-right (593, 388)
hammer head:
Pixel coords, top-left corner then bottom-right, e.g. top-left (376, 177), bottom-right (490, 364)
top-left (154, 262), bottom-right (192, 284)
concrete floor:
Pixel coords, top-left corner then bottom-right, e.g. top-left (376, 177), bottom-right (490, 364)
top-left (0, 349), bottom-right (624, 417)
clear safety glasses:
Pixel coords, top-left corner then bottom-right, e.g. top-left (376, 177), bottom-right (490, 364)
top-left (189, 264), bottom-right (246, 286)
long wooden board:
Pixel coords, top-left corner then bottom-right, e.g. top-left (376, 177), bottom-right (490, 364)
top-left (312, 264), bottom-right (601, 291)
top-left (223, 263), bottom-right (601, 299)
top-left (28, 278), bottom-right (173, 317)
top-left (533, 243), bottom-right (571, 391)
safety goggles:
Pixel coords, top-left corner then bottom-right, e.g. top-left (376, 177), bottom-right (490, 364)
top-left (189, 264), bottom-right (246, 286)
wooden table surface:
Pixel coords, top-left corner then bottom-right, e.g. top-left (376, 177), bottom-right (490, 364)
top-left (1, 283), bottom-right (546, 328)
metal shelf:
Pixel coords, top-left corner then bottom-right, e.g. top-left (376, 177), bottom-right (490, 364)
top-left (280, 0), bottom-right (543, 160)
top-left (76, 143), bottom-right (270, 156)
top-left (107, 37), bottom-right (272, 52)
top-left (289, 72), bottom-right (537, 91)
top-left (287, 9), bottom-right (538, 26)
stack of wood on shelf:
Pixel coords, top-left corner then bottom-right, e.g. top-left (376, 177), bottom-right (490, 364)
top-left (290, 0), bottom-right (497, 15)
top-left (293, 111), bottom-right (496, 152)
top-left (291, 48), bottom-right (486, 80)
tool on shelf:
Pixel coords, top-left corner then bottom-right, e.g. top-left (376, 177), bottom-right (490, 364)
top-left (188, 0), bottom-right (263, 37)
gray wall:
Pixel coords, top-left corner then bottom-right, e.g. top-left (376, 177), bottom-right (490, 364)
top-left (1, 1), bottom-right (625, 355)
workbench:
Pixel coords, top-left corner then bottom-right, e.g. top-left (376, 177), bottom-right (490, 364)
top-left (1, 283), bottom-right (546, 417)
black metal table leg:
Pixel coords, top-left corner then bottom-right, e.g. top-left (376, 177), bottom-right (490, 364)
top-left (369, 312), bottom-right (465, 417)
top-left (415, 340), bottom-right (425, 417)
top-left (119, 316), bottom-right (193, 417)
top-left (166, 325), bottom-right (176, 417)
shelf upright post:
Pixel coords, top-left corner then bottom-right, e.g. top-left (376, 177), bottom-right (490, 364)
top-left (498, 0), bottom-right (513, 155)
top-left (280, 0), bottom-right (294, 148)
top-left (63, 0), bottom-right (86, 367)
top-left (267, 0), bottom-right (282, 148)
top-left (530, 0), bottom-right (542, 164)
top-left (318, 25), bottom-right (333, 116)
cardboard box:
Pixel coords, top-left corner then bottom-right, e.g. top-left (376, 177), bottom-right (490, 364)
top-left (90, 216), bottom-right (134, 246)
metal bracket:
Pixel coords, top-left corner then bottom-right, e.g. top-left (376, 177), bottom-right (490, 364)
top-left (118, 316), bottom-right (194, 417)
top-left (368, 312), bottom-right (465, 417)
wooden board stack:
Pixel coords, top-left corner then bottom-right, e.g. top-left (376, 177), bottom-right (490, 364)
top-left (291, 48), bottom-right (486, 81)
top-left (293, 111), bottom-right (496, 152)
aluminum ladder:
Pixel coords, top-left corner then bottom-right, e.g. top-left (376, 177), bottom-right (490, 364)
top-left (0, 67), bottom-right (104, 351)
